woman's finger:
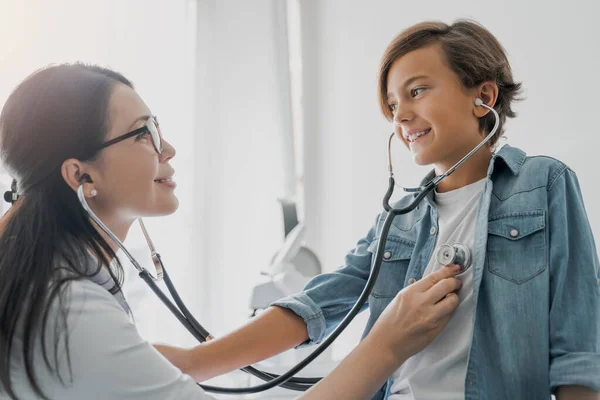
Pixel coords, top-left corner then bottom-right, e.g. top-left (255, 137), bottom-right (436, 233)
top-left (425, 276), bottom-right (463, 304)
top-left (431, 291), bottom-right (460, 319)
top-left (413, 264), bottom-right (461, 292)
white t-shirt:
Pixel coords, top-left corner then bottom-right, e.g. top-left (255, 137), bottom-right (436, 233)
top-left (389, 178), bottom-right (486, 400)
top-left (4, 264), bottom-right (213, 400)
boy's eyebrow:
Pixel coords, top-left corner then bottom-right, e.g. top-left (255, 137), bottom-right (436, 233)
top-left (386, 75), bottom-right (430, 99)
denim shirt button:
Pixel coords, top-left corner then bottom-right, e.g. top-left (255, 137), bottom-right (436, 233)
top-left (408, 278), bottom-right (417, 284)
top-left (430, 226), bottom-right (437, 235)
top-left (510, 229), bottom-right (519, 238)
top-left (383, 251), bottom-right (392, 260)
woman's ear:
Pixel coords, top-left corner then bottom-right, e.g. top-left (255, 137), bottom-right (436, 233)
top-left (61, 158), bottom-right (97, 198)
top-left (473, 81), bottom-right (499, 118)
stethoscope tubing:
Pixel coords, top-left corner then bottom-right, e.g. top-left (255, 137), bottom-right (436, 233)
top-left (75, 100), bottom-right (499, 394)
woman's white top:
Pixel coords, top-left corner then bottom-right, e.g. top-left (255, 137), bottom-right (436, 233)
top-left (5, 260), bottom-right (214, 400)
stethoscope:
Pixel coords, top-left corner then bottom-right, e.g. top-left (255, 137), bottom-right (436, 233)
top-left (76, 98), bottom-right (499, 394)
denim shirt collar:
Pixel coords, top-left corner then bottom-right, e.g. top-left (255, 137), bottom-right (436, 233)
top-left (418, 144), bottom-right (528, 189)
top-left (491, 144), bottom-right (527, 176)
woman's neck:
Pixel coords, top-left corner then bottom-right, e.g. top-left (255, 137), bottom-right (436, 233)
top-left (434, 145), bottom-right (493, 193)
top-left (90, 210), bottom-right (135, 255)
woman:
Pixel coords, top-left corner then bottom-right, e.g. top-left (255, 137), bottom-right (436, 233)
top-left (0, 63), bottom-right (462, 400)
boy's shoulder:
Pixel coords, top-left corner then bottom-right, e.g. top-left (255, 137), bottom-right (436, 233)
top-left (524, 155), bottom-right (568, 173)
top-left (498, 144), bottom-right (567, 170)
top-left (496, 145), bottom-right (571, 190)
top-left (500, 144), bottom-right (569, 172)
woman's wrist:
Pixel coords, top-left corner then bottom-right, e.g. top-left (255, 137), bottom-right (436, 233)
top-left (359, 334), bottom-right (410, 374)
top-left (299, 332), bottom-right (411, 399)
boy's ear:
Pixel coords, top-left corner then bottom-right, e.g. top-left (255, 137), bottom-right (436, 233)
top-left (474, 81), bottom-right (498, 118)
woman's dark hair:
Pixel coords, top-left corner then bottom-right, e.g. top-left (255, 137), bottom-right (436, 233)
top-left (0, 63), bottom-right (133, 399)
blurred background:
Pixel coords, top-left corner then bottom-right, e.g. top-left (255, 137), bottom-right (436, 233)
top-left (1, 0), bottom-right (599, 397)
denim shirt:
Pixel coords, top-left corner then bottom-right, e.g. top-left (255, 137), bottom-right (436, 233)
top-left (272, 145), bottom-right (600, 399)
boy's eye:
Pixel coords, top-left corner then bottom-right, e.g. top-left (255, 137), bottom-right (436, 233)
top-left (388, 103), bottom-right (398, 113)
top-left (411, 87), bottom-right (426, 97)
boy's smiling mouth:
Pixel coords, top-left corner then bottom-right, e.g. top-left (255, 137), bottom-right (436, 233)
top-left (404, 128), bottom-right (431, 143)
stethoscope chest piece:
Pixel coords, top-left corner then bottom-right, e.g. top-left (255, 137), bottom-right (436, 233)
top-left (436, 243), bottom-right (472, 272)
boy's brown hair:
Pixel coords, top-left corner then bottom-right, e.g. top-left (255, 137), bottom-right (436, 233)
top-left (378, 19), bottom-right (522, 147)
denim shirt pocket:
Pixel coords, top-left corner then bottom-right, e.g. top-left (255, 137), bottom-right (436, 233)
top-left (487, 210), bottom-right (547, 284)
top-left (367, 237), bottom-right (415, 298)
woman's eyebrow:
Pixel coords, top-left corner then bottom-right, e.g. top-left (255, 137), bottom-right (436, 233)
top-left (126, 115), bottom-right (151, 131)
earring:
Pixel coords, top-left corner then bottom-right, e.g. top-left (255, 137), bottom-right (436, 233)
top-left (90, 189), bottom-right (98, 197)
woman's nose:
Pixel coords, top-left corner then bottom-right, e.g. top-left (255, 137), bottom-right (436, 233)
top-left (160, 139), bottom-right (176, 162)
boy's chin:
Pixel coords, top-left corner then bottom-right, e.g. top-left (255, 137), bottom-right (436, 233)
top-left (411, 151), bottom-right (434, 166)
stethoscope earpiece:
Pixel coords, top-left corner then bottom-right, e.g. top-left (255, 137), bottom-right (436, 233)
top-left (80, 173), bottom-right (94, 184)
top-left (3, 179), bottom-right (19, 204)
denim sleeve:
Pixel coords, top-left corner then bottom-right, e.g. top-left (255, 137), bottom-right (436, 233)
top-left (548, 168), bottom-right (600, 392)
top-left (271, 215), bottom-right (379, 348)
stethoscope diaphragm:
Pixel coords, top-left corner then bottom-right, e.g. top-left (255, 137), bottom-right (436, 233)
top-left (435, 243), bottom-right (472, 272)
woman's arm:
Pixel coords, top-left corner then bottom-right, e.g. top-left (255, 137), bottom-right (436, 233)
top-left (156, 215), bottom-right (383, 381)
top-left (298, 264), bottom-right (462, 400)
top-left (299, 333), bottom-right (407, 400)
top-left (155, 305), bottom-right (309, 382)
top-left (157, 266), bottom-right (461, 400)
top-left (156, 264), bottom-right (461, 399)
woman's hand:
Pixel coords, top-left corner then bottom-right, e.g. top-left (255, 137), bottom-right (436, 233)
top-left (300, 264), bottom-right (463, 400)
top-left (154, 265), bottom-right (462, 400)
top-left (369, 263), bottom-right (463, 364)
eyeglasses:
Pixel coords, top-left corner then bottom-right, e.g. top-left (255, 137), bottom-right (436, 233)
top-left (100, 116), bottom-right (163, 154)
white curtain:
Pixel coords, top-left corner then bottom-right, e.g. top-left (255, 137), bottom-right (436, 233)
top-left (192, 0), bottom-right (296, 338)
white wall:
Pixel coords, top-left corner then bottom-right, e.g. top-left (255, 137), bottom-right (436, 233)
top-left (298, 0), bottom-right (600, 357)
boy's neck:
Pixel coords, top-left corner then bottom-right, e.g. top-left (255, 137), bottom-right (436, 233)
top-left (434, 145), bottom-right (493, 193)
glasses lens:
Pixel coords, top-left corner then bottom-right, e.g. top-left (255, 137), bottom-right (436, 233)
top-left (148, 118), bottom-right (163, 153)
